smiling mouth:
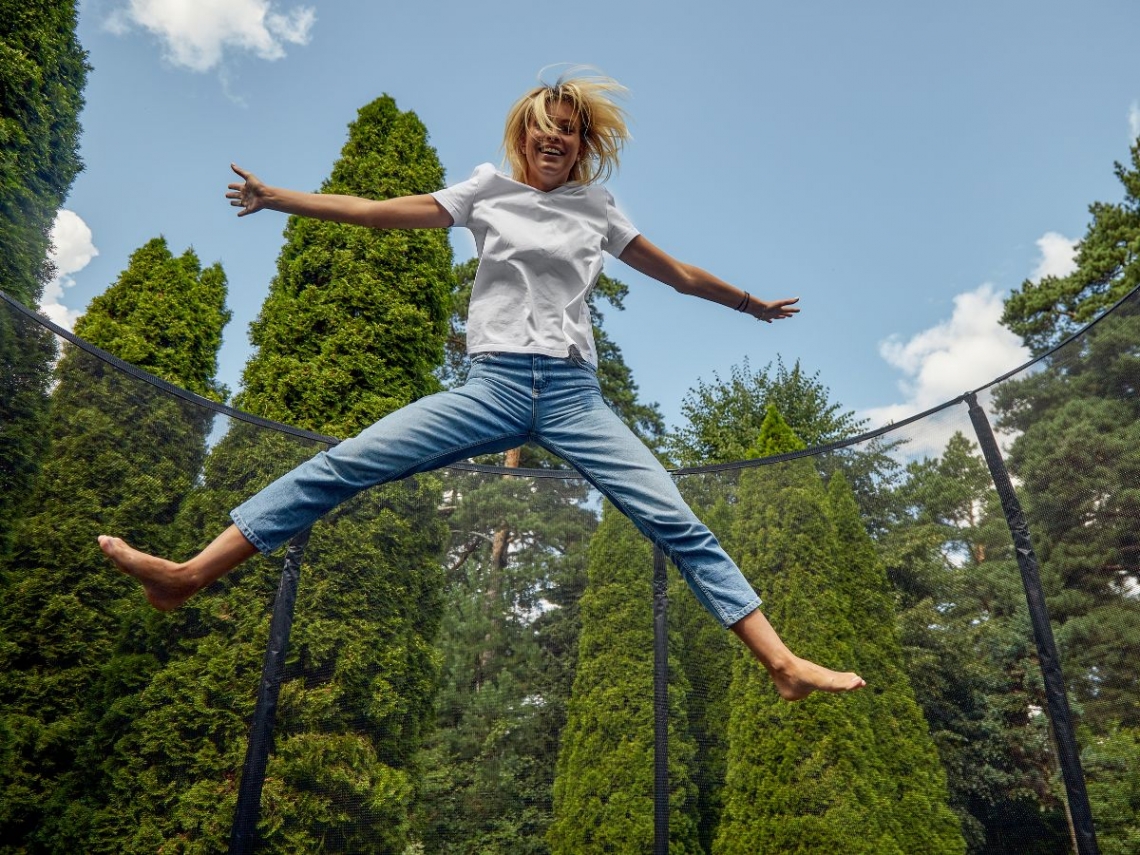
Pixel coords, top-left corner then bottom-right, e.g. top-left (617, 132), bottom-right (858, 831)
top-left (538, 145), bottom-right (564, 156)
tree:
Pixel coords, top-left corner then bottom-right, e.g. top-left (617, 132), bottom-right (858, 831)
top-left (880, 432), bottom-right (1065, 852)
top-left (0, 0), bottom-right (89, 557)
top-left (992, 303), bottom-right (1140, 732)
top-left (0, 237), bottom-right (229, 853)
top-left (0, 0), bottom-right (87, 307)
top-left (91, 95), bottom-right (455, 854)
top-left (668, 357), bottom-right (899, 533)
top-left (548, 504), bottom-right (701, 854)
top-left (1002, 137), bottom-right (1140, 355)
top-left (665, 366), bottom-right (898, 848)
top-left (714, 407), bottom-right (963, 854)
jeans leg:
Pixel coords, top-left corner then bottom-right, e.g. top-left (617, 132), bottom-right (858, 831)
top-left (534, 362), bottom-right (760, 628)
top-left (231, 368), bottom-right (531, 553)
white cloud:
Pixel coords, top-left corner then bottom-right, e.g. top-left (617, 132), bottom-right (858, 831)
top-left (866, 284), bottom-right (1029, 420)
top-left (1130, 101), bottom-right (1140, 142)
top-left (862, 284), bottom-right (1030, 458)
top-left (1030, 231), bottom-right (1078, 282)
top-left (862, 230), bottom-right (1083, 459)
top-left (107, 0), bottom-right (315, 73)
top-left (41, 210), bottom-right (99, 331)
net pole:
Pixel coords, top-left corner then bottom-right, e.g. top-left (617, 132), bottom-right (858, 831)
top-left (652, 545), bottom-right (669, 855)
top-left (229, 528), bottom-right (312, 854)
top-left (965, 394), bottom-right (1099, 855)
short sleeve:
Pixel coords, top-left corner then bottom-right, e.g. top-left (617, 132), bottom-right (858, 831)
top-left (431, 163), bottom-right (494, 228)
top-left (603, 190), bottom-right (640, 257)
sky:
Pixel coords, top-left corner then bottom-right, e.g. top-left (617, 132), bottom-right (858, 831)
top-left (43, 0), bottom-right (1140, 451)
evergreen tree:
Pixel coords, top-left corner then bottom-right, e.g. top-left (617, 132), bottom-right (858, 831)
top-left (0, 0), bottom-right (86, 306)
top-left (881, 432), bottom-right (1066, 852)
top-left (714, 407), bottom-right (963, 854)
top-left (1002, 136), bottom-right (1140, 355)
top-left (992, 301), bottom-right (1140, 731)
top-left (666, 367), bottom-right (896, 848)
top-left (89, 95), bottom-right (454, 854)
top-left (548, 504), bottom-right (700, 854)
top-left (0, 0), bottom-right (88, 556)
top-left (412, 465), bottom-right (597, 853)
top-left (0, 237), bottom-right (229, 853)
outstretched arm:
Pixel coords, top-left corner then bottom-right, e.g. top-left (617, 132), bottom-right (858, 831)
top-left (618, 235), bottom-right (799, 323)
top-left (226, 164), bottom-right (453, 229)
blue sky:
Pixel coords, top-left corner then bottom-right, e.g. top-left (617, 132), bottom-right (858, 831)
top-left (46, 0), bottom-right (1140, 443)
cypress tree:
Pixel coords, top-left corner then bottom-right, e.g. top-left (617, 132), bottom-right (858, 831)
top-left (713, 406), bottom-right (963, 854)
top-left (0, 237), bottom-right (229, 852)
top-left (0, 0), bottom-right (88, 556)
top-left (548, 504), bottom-right (701, 855)
top-left (92, 95), bottom-right (454, 853)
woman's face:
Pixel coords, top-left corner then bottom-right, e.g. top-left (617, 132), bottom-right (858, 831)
top-left (522, 99), bottom-right (582, 192)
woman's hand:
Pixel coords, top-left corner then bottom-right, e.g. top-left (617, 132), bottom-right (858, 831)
top-left (749, 297), bottom-right (800, 323)
top-left (226, 164), bottom-right (267, 217)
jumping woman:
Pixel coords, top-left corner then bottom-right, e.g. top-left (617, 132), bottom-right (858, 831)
top-left (99, 71), bottom-right (865, 701)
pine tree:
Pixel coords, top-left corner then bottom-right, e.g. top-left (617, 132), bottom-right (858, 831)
top-left (1002, 136), bottom-right (1140, 355)
top-left (0, 0), bottom-right (89, 557)
top-left (0, 237), bottom-right (229, 852)
top-left (90, 95), bottom-right (454, 854)
top-left (548, 504), bottom-right (701, 854)
top-left (713, 406), bottom-right (963, 854)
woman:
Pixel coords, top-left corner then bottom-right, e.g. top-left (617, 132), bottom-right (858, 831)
top-left (100, 72), bottom-right (864, 701)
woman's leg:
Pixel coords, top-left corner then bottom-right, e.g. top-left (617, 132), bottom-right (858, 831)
top-left (534, 358), bottom-right (864, 699)
top-left (99, 526), bottom-right (257, 612)
top-left (101, 359), bottom-right (533, 609)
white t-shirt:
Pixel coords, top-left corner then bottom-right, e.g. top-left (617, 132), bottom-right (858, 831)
top-left (432, 163), bottom-right (640, 365)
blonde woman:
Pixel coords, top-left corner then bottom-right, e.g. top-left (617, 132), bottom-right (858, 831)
top-left (100, 71), bottom-right (864, 701)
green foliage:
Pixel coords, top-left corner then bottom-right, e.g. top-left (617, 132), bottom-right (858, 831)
top-left (0, 0), bottom-right (87, 307)
top-left (881, 431), bottom-right (1068, 851)
top-left (412, 467), bottom-right (598, 853)
top-left (237, 95), bottom-right (452, 438)
top-left (549, 505), bottom-right (701, 854)
top-left (0, 238), bottom-right (229, 852)
top-left (1002, 137), bottom-right (1140, 355)
top-left (993, 301), bottom-right (1140, 732)
top-left (669, 357), bottom-right (864, 465)
top-left (1081, 726), bottom-right (1140, 855)
top-left (85, 95), bottom-right (455, 853)
top-left (714, 410), bottom-right (963, 855)
top-left (0, 0), bottom-right (88, 563)
top-left (668, 356), bottom-right (900, 535)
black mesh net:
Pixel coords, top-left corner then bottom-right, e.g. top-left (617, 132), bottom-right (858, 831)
top-left (1, 286), bottom-right (1137, 854)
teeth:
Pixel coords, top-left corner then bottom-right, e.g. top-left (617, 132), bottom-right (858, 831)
top-left (539, 146), bottom-right (563, 155)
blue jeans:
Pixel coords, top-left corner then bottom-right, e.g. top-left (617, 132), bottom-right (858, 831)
top-left (231, 352), bottom-right (760, 627)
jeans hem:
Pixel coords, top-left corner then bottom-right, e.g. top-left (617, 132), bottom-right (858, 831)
top-left (230, 509), bottom-right (274, 555)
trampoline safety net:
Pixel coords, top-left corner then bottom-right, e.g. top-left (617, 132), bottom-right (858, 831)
top-left (1, 285), bottom-right (1138, 854)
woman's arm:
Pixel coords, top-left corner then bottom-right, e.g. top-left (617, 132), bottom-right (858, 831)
top-left (226, 164), bottom-right (453, 229)
top-left (618, 235), bottom-right (799, 323)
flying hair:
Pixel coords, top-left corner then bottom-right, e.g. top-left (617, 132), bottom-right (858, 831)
top-left (502, 66), bottom-right (631, 186)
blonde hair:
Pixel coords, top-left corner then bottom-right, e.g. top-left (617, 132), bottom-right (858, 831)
top-left (502, 68), bottom-right (631, 186)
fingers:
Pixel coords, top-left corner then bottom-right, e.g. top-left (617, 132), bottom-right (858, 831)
top-left (754, 297), bottom-right (800, 323)
top-left (226, 163), bottom-right (260, 217)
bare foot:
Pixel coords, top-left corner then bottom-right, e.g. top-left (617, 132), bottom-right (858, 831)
top-left (98, 535), bottom-right (200, 611)
top-left (768, 655), bottom-right (866, 701)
